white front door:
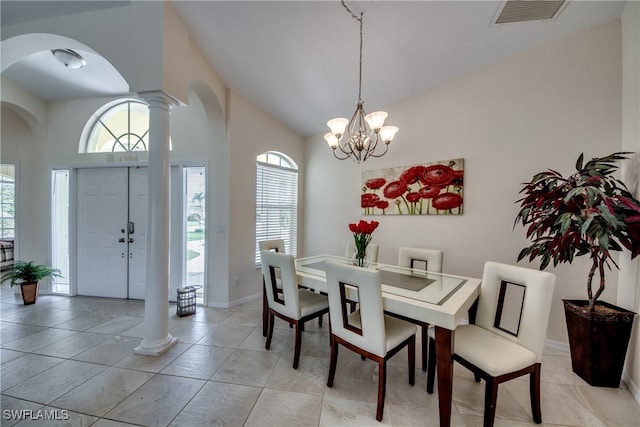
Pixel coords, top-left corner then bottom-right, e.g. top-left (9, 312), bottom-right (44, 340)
top-left (77, 167), bottom-right (149, 299)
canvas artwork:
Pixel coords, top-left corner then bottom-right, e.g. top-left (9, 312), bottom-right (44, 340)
top-left (361, 158), bottom-right (464, 215)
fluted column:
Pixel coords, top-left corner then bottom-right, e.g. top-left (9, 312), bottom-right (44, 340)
top-left (134, 91), bottom-right (179, 356)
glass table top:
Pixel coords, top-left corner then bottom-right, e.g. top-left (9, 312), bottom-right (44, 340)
top-left (295, 255), bottom-right (468, 306)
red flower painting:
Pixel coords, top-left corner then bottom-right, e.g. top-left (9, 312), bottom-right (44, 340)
top-left (360, 159), bottom-right (464, 215)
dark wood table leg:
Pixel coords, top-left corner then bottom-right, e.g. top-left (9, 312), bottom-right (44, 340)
top-left (435, 326), bottom-right (454, 427)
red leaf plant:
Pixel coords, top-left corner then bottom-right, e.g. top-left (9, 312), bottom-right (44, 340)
top-left (514, 152), bottom-right (640, 312)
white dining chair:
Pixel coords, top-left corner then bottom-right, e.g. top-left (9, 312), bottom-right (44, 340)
top-left (259, 239), bottom-right (286, 337)
top-left (395, 247), bottom-right (444, 372)
top-left (345, 242), bottom-right (380, 263)
top-left (261, 250), bottom-right (329, 369)
top-left (398, 247), bottom-right (443, 273)
top-left (325, 261), bottom-right (416, 422)
top-left (426, 261), bottom-right (556, 427)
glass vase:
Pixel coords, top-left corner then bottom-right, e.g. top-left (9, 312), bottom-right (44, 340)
top-left (352, 250), bottom-right (369, 268)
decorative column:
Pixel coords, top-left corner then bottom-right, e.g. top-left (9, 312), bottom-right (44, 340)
top-left (134, 91), bottom-right (179, 356)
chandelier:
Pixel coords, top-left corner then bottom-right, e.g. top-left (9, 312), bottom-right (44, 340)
top-left (324, 1), bottom-right (398, 163)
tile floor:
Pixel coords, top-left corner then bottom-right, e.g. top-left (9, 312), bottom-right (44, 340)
top-left (1, 284), bottom-right (639, 426)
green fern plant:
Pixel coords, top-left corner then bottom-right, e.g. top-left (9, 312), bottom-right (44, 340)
top-left (514, 152), bottom-right (640, 311)
top-left (0, 261), bottom-right (62, 287)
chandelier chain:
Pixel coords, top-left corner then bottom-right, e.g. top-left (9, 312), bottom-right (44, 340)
top-left (342, 1), bottom-right (364, 101)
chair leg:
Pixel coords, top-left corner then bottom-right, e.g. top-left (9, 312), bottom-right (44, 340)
top-left (262, 284), bottom-right (268, 337)
top-left (327, 335), bottom-right (339, 387)
top-left (483, 378), bottom-right (498, 427)
top-left (426, 336), bottom-right (436, 393)
top-left (530, 363), bottom-right (542, 423)
top-left (421, 325), bottom-right (428, 371)
top-left (265, 311), bottom-right (275, 350)
top-left (293, 320), bottom-right (302, 369)
top-left (408, 337), bottom-right (415, 386)
top-left (376, 360), bottom-right (387, 422)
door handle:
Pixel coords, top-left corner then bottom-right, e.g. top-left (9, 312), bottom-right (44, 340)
top-left (128, 238), bottom-right (134, 243)
top-left (118, 238), bottom-right (126, 243)
top-left (127, 221), bottom-right (135, 234)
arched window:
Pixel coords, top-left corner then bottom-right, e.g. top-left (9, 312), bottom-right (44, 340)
top-left (83, 99), bottom-right (150, 153)
top-left (255, 151), bottom-right (298, 265)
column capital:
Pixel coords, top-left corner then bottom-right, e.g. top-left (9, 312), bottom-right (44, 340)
top-left (138, 90), bottom-right (182, 109)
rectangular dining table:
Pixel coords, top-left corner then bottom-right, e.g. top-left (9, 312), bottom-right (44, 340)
top-left (294, 254), bottom-right (482, 427)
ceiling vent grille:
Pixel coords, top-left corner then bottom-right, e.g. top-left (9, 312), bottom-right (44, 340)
top-left (494, 0), bottom-right (567, 24)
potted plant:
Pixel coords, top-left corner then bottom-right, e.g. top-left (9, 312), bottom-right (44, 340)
top-left (0, 261), bottom-right (62, 305)
top-left (514, 152), bottom-right (640, 387)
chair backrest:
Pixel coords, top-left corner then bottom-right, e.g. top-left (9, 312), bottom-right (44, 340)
top-left (345, 242), bottom-right (380, 263)
top-left (259, 239), bottom-right (285, 254)
top-left (325, 261), bottom-right (386, 357)
top-left (397, 247), bottom-right (443, 273)
top-left (261, 250), bottom-right (300, 319)
top-left (476, 261), bottom-right (556, 362)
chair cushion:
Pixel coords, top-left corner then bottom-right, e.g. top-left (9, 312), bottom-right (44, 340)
top-left (348, 310), bottom-right (417, 354)
top-left (384, 315), bottom-right (418, 352)
top-left (298, 289), bottom-right (329, 318)
top-left (454, 325), bottom-right (537, 377)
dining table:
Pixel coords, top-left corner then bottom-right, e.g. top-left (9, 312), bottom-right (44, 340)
top-left (294, 254), bottom-right (482, 427)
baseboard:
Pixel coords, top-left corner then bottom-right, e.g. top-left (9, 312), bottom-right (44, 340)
top-left (544, 338), bottom-right (570, 353)
top-left (207, 292), bottom-right (261, 308)
top-left (622, 371), bottom-right (640, 406)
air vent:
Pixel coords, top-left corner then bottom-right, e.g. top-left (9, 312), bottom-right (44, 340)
top-left (494, 0), bottom-right (567, 24)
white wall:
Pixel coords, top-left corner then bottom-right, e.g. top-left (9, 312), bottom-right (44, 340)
top-left (227, 91), bottom-right (304, 305)
top-left (304, 19), bottom-right (623, 345)
top-left (619, 0), bottom-right (640, 400)
top-left (0, 106), bottom-right (48, 269)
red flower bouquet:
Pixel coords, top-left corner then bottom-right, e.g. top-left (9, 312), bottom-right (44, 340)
top-left (349, 220), bottom-right (379, 267)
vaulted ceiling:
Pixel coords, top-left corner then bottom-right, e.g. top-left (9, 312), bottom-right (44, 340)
top-left (1, 1), bottom-right (627, 137)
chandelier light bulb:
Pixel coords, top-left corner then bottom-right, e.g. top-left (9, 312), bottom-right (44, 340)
top-left (327, 118), bottom-right (349, 139)
top-left (379, 126), bottom-right (399, 144)
top-left (364, 111), bottom-right (388, 131)
top-left (324, 132), bottom-right (339, 149)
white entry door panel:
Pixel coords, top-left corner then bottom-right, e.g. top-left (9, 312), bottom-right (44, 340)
top-left (127, 167), bottom-right (148, 299)
top-left (77, 168), bottom-right (129, 298)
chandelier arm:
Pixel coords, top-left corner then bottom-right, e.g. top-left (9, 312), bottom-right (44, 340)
top-left (337, 140), bottom-right (361, 162)
top-left (366, 133), bottom-right (380, 154)
top-left (364, 141), bottom-right (390, 161)
top-left (332, 147), bottom-right (352, 161)
top-left (337, 138), bottom-right (354, 156)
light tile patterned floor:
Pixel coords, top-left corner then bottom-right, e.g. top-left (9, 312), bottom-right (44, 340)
top-left (1, 284), bottom-right (639, 426)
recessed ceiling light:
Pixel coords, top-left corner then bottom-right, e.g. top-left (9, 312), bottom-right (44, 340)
top-left (51, 49), bottom-right (87, 69)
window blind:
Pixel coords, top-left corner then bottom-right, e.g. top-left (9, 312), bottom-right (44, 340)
top-left (255, 161), bottom-right (298, 266)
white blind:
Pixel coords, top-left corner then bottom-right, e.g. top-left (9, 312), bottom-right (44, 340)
top-left (256, 161), bottom-right (298, 265)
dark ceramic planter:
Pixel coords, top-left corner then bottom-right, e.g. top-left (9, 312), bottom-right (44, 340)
top-left (563, 299), bottom-right (635, 387)
top-left (20, 282), bottom-right (39, 305)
